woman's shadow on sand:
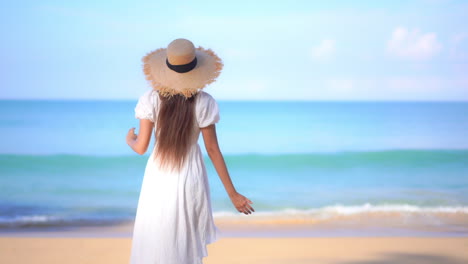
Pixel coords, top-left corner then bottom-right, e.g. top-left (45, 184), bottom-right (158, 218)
top-left (334, 252), bottom-right (466, 264)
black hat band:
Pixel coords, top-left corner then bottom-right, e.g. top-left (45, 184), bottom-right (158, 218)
top-left (166, 57), bottom-right (197, 73)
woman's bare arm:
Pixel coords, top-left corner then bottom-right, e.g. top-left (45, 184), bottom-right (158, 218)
top-left (126, 119), bottom-right (154, 155)
top-left (201, 124), bottom-right (254, 215)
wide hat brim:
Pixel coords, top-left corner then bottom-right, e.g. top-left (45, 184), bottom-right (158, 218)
top-left (142, 46), bottom-right (223, 98)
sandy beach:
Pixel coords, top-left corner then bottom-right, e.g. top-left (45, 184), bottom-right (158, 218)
top-left (2, 218), bottom-right (468, 264)
top-left (1, 236), bottom-right (467, 264)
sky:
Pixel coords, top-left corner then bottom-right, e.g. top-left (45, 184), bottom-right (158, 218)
top-left (1, 0), bottom-right (467, 101)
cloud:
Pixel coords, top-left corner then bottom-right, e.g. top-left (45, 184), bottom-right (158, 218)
top-left (310, 39), bottom-right (336, 60)
top-left (387, 27), bottom-right (441, 60)
top-left (449, 32), bottom-right (468, 60)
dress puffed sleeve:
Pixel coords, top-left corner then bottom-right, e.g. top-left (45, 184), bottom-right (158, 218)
top-left (134, 90), bottom-right (155, 122)
top-left (196, 91), bottom-right (220, 128)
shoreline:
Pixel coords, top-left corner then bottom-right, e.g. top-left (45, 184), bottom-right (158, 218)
top-left (2, 204), bottom-right (467, 237)
top-left (1, 218), bottom-right (467, 238)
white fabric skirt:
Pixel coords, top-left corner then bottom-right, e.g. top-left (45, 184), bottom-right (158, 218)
top-left (129, 144), bottom-right (220, 264)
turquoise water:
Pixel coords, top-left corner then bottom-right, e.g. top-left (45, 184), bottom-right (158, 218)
top-left (0, 99), bottom-right (468, 229)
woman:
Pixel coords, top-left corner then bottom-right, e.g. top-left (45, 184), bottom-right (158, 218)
top-left (126, 38), bottom-right (254, 264)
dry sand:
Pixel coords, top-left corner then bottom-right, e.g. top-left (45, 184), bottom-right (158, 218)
top-left (1, 237), bottom-right (467, 264)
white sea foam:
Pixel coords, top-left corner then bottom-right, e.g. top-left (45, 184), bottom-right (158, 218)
top-left (0, 215), bottom-right (117, 227)
top-left (213, 203), bottom-right (468, 219)
top-left (0, 215), bottom-right (58, 223)
top-left (1, 204), bottom-right (467, 227)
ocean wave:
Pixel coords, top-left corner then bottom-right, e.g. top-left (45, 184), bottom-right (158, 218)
top-left (1, 203), bottom-right (467, 229)
top-left (213, 203), bottom-right (468, 219)
top-left (0, 215), bottom-right (127, 228)
top-left (1, 149), bottom-right (468, 172)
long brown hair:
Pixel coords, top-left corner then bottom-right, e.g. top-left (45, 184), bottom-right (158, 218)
top-left (153, 93), bottom-right (196, 171)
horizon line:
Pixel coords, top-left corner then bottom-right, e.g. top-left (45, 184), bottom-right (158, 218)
top-left (1, 98), bottom-right (468, 103)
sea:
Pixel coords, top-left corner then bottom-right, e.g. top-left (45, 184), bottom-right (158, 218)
top-left (1, 99), bottom-right (467, 236)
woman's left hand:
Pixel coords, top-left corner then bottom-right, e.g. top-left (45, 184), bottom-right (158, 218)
top-left (126, 127), bottom-right (137, 145)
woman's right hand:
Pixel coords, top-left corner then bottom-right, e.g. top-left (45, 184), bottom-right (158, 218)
top-left (229, 192), bottom-right (254, 215)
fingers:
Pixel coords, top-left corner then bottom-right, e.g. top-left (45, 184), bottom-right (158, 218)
top-left (238, 207), bottom-right (252, 215)
top-left (233, 194), bottom-right (254, 215)
top-left (237, 204), bottom-right (249, 214)
top-left (237, 200), bottom-right (254, 215)
top-left (128, 127), bottom-right (137, 137)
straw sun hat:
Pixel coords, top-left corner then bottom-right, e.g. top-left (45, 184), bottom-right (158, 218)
top-left (142, 38), bottom-right (223, 98)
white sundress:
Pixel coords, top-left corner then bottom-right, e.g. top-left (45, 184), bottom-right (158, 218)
top-left (129, 89), bottom-right (221, 264)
